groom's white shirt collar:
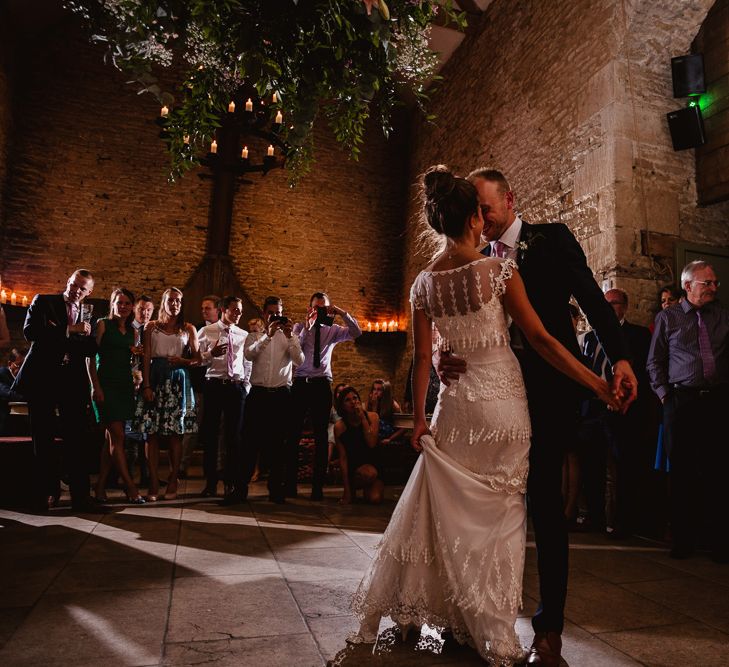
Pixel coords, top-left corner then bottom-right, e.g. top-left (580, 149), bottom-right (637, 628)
top-left (489, 215), bottom-right (523, 254)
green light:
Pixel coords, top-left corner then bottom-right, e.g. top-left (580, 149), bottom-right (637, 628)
top-left (688, 99), bottom-right (698, 107)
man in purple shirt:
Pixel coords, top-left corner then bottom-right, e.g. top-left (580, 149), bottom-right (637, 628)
top-left (647, 260), bottom-right (729, 562)
top-left (288, 292), bottom-right (362, 500)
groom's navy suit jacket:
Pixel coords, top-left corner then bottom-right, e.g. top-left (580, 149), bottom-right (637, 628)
top-left (12, 293), bottom-right (97, 400)
top-left (485, 221), bottom-right (628, 400)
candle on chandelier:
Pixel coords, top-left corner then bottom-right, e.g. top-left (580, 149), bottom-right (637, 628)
top-left (0, 289), bottom-right (6, 304)
top-left (245, 98), bottom-right (253, 112)
top-left (272, 92), bottom-right (278, 104)
top-left (241, 146), bottom-right (249, 159)
top-left (10, 292), bottom-right (17, 306)
top-left (275, 110), bottom-right (283, 124)
top-left (366, 321), bottom-right (372, 332)
top-left (21, 295), bottom-right (28, 307)
top-left (267, 145), bottom-right (274, 157)
top-left (375, 322), bottom-right (380, 332)
top-left (210, 139), bottom-right (218, 154)
top-left (381, 322), bottom-right (387, 332)
top-left (160, 105), bottom-right (169, 117)
top-left (394, 321), bottom-right (399, 331)
top-left (183, 135), bottom-right (190, 144)
top-left (389, 320), bottom-right (396, 332)
top-left (228, 100), bottom-right (236, 113)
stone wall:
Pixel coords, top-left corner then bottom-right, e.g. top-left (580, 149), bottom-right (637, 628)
top-left (0, 15), bottom-right (410, 397)
top-left (0, 5), bottom-right (14, 241)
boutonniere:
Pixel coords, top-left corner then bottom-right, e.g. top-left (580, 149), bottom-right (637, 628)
top-left (516, 231), bottom-right (546, 264)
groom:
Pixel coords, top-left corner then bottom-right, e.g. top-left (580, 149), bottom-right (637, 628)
top-left (439, 169), bottom-right (637, 666)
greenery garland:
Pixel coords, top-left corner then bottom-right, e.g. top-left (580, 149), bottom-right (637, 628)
top-left (65, 0), bottom-right (465, 182)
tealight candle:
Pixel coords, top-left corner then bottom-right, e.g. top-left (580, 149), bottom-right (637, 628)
top-left (272, 92), bottom-right (278, 104)
top-left (367, 321), bottom-right (372, 332)
top-left (241, 146), bottom-right (249, 159)
top-left (375, 322), bottom-right (380, 332)
top-left (160, 105), bottom-right (169, 117)
top-left (210, 139), bottom-right (218, 154)
top-left (228, 100), bottom-right (236, 113)
top-left (245, 98), bottom-right (253, 112)
top-left (381, 322), bottom-right (387, 332)
top-left (267, 145), bottom-right (274, 156)
top-left (0, 289), bottom-right (6, 304)
top-left (10, 292), bottom-right (17, 306)
top-left (21, 295), bottom-right (28, 307)
top-left (275, 110), bottom-right (283, 124)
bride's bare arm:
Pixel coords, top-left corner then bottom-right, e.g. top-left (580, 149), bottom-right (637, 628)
top-left (503, 269), bottom-right (619, 409)
top-left (411, 307), bottom-right (434, 451)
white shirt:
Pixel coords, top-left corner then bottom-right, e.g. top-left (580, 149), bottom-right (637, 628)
top-left (198, 320), bottom-right (252, 386)
top-left (490, 215), bottom-right (524, 261)
top-left (245, 329), bottom-right (305, 388)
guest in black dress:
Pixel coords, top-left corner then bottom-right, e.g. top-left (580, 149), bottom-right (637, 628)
top-left (333, 386), bottom-right (383, 505)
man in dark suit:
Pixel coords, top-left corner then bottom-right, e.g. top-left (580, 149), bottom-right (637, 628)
top-left (13, 269), bottom-right (98, 512)
top-left (439, 170), bottom-right (636, 667)
top-left (580, 289), bottom-right (654, 537)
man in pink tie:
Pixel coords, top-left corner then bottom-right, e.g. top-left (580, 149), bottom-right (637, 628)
top-left (648, 260), bottom-right (729, 563)
top-left (197, 296), bottom-right (251, 504)
top-left (13, 269), bottom-right (97, 512)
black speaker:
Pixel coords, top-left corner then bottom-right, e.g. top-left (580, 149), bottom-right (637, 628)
top-left (666, 105), bottom-right (706, 151)
top-left (671, 54), bottom-right (705, 98)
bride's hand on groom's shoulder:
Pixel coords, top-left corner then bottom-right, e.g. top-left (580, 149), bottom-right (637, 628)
top-left (411, 422), bottom-right (430, 452)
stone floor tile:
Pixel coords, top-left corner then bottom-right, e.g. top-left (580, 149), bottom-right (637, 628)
top-left (72, 530), bottom-right (178, 563)
top-left (163, 633), bottom-right (324, 666)
top-left (0, 589), bottom-right (167, 666)
top-left (0, 607), bottom-right (31, 649)
top-left (623, 576), bottom-right (729, 633)
top-left (261, 525), bottom-right (355, 552)
top-left (275, 546), bottom-right (374, 582)
top-left (166, 573), bottom-right (307, 643)
top-left (551, 619), bottom-right (641, 666)
top-left (643, 550), bottom-right (729, 587)
top-left (598, 620), bottom-right (729, 666)
top-left (289, 578), bottom-right (361, 618)
top-left (568, 546), bottom-right (678, 584)
top-left (49, 559), bottom-right (173, 593)
top-left (523, 569), bottom-right (687, 634)
top-left (174, 544), bottom-right (279, 578)
top-left (0, 557), bottom-right (69, 607)
top-left (341, 530), bottom-right (383, 553)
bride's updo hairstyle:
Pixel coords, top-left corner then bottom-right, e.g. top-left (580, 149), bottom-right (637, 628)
top-left (422, 165), bottom-right (478, 238)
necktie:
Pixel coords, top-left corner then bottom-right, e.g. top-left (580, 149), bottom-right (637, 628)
top-left (493, 240), bottom-right (507, 258)
top-left (226, 328), bottom-right (235, 379)
top-left (313, 323), bottom-right (321, 368)
top-left (588, 337), bottom-right (613, 382)
top-left (65, 301), bottom-right (76, 326)
top-left (696, 310), bottom-right (717, 383)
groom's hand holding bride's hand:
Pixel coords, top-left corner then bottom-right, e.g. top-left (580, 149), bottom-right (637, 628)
top-left (610, 360), bottom-right (638, 414)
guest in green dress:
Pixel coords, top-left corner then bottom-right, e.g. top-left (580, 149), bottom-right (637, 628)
top-left (87, 288), bottom-right (144, 504)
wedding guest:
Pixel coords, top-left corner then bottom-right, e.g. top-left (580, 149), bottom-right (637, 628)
top-left (289, 292), bottom-right (362, 500)
top-left (334, 386), bottom-right (383, 505)
top-left (88, 288), bottom-right (144, 504)
top-left (0, 304), bottom-right (10, 348)
top-left (0, 348), bottom-right (25, 435)
top-left (135, 287), bottom-right (200, 501)
top-left (647, 260), bottom-right (729, 562)
top-left (248, 318), bottom-right (265, 333)
top-left (198, 296), bottom-right (249, 503)
top-left (242, 296), bottom-right (304, 503)
top-left (13, 269), bottom-right (98, 512)
top-left (367, 379), bottom-right (407, 445)
top-left (180, 295), bottom-right (220, 478)
top-left (651, 285), bottom-right (681, 334)
top-left (328, 382), bottom-right (348, 464)
top-left (126, 295), bottom-right (154, 486)
top-left (245, 317), bottom-right (269, 482)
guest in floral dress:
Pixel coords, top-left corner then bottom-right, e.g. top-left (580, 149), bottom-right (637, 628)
top-left (135, 287), bottom-right (200, 501)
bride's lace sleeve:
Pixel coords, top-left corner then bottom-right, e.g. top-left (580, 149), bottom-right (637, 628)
top-left (409, 272), bottom-right (430, 317)
top-left (490, 258), bottom-right (517, 298)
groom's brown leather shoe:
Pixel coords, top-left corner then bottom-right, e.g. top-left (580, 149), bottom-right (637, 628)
top-left (526, 632), bottom-right (562, 667)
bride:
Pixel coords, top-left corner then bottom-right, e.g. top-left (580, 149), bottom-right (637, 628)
top-left (349, 166), bottom-right (619, 665)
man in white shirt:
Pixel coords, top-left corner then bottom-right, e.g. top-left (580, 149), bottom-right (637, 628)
top-left (242, 296), bottom-right (304, 503)
top-left (198, 296), bottom-right (251, 504)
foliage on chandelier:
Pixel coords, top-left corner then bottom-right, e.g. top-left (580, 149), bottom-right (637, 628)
top-left (65, 0), bottom-right (466, 182)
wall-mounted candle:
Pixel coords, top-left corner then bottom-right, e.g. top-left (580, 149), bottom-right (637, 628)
top-left (241, 146), bottom-right (249, 159)
top-left (272, 92), bottom-right (278, 104)
top-left (10, 292), bottom-right (17, 306)
top-left (381, 322), bottom-right (387, 332)
top-left (366, 321), bottom-right (372, 332)
top-left (160, 105), bottom-right (169, 117)
top-left (389, 320), bottom-right (396, 332)
top-left (183, 135), bottom-right (190, 144)
top-left (275, 110), bottom-right (283, 124)
top-left (267, 145), bottom-right (274, 157)
top-left (394, 321), bottom-right (399, 331)
top-left (21, 295), bottom-right (28, 307)
top-left (0, 289), bottom-right (6, 304)
top-left (228, 100), bottom-right (236, 113)
top-left (375, 322), bottom-right (380, 332)
top-left (245, 98), bottom-right (253, 112)
top-left (210, 139), bottom-right (218, 154)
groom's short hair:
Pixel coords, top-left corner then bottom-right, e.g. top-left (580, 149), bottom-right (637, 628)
top-left (466, 168), bottom-right (511, 194)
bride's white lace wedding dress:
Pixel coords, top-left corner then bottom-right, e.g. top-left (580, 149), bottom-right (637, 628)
top-left (351, 257), bottom-right (530, 665)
